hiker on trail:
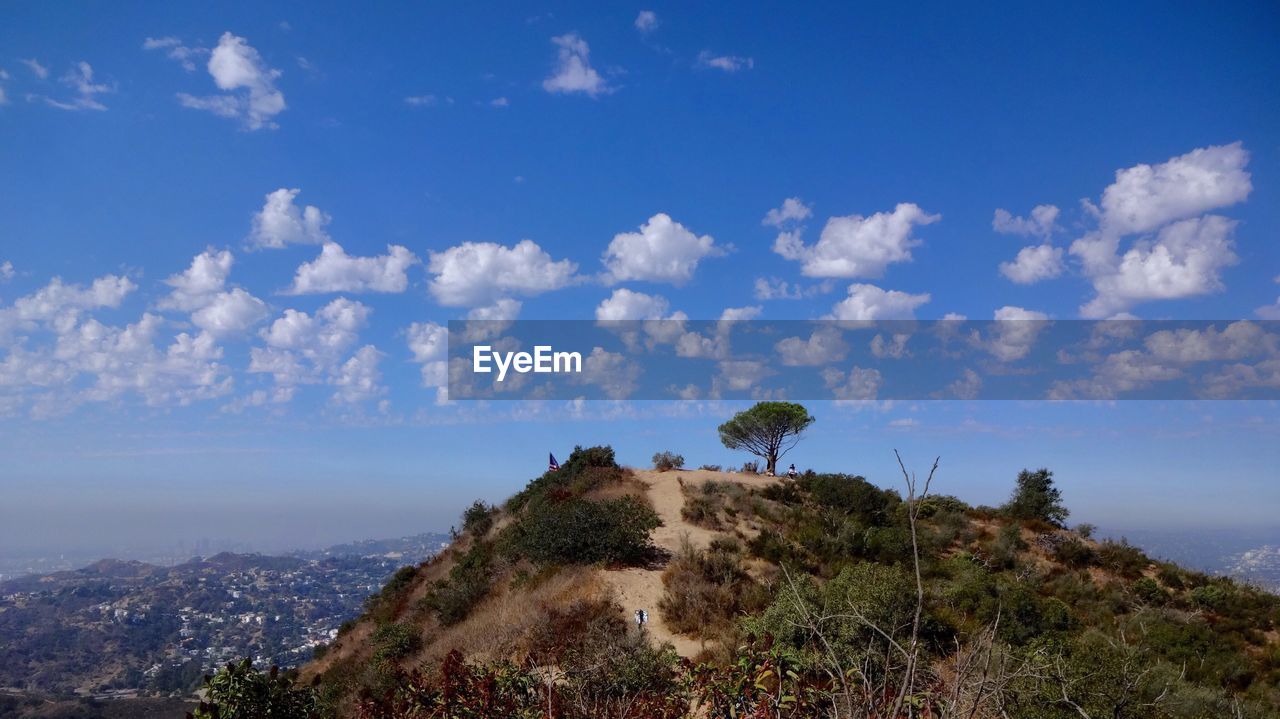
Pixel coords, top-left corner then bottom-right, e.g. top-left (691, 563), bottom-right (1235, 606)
top-left (787, 464), bottom-right (797, 479)
top-left (635, 609), bottom-right (648, 630)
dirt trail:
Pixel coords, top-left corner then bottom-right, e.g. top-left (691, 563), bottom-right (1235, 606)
top-left (599, 468), bottom-right (777, 657)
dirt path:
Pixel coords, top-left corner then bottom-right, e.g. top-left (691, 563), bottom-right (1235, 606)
top-left (599, 469), bottom-right (776, 657)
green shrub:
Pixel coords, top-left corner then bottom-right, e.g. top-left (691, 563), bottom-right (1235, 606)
top-left (421, 542), bottom-right (496, 625)
top-left (461, 500), bottom-right (496, 537)
top-left (652, 451), bottom-right (685, 471)
top-left (659, 539), bottom-right (759, 637)
top-left (504, 495), bottom-right (660, 567)
top-left (1096, 539), bottom-right (1149, 579)
top-left (1052, 537), bottom-right (1097, 568)
top-left (189, 659), bottom-right (317, 719)
top-left (372, 622), bottom-right (421, 664)
top-left (1001, 467), bottom-right (1069, 526)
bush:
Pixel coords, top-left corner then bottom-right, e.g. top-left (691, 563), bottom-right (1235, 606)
top-left (740, 460), bottom-right (760, 474)
top-left (506, 445), bottom-right (622, 512)
top-left (698, 464), bottom-right (722, 471)
top-left (652, 451), bottom-right (685, 471)
top-left (1096, 539), bottom-right (1149, 579)
top-left (659, 539), bottom-right (759, 637)
top-left (461, 500), bottom-right (496, 537)
top-left (505, 495), bottom-right (661, 567)
top-left (189, 659), bottom-right (317, 719)
top-left (1001, 467), bottom-right (1069, 526)
top-left (1052, 537), bottom-right (1098, 568)
top-left (421, 542), bottom-right (496, 625)
top-left (372, 622), bottom-right (421, 664)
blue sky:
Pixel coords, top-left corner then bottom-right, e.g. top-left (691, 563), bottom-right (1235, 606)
top-left (1, 2), bottom-right (1278, 554)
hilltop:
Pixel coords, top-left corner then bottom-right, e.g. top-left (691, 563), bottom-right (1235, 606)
top-left (288, 446), bottom-right (1280, 719)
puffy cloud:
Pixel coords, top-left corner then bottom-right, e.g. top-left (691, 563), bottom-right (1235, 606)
top-left (983, 306), bottom-right (1050, 361)
top-left (427, 239), bottom-right (577, 307)
top-left (190, 288), bottom-right (269, 337)
top-left (44, 62), bottom-right (112, 111)
top-left (177, 32), bottom-right (285, 130)
top-left (143, 36), bottom-right (207, 72)
top-left (762, 197), bottom-right (812, 228)
top-left (992, 205), bottom-right (1059, 239)
top-left (716, 360), bottom-right (773, 392)
top-left (753, 277), bottom-right (829, 300)
top-left (821, 365), bottom-right (882, 400)
top-left (719, 306), bottom-right (762, 322)
top-left (250, 297), bottom-right (371, 385)
top-left (158, 248), bottom-right (234, 311)
top-left (542, 33), bottom-right (610, 97)
top-left (999, 243), bottom-right (1064, 284)
top-left (1065, 143), bottom-right (1252, 317)
top-left (246, 188), bottom-right (331, 249)
top-left (870, 333), bottom-right (910, 359)
top-left (1142, 321), bottom-right (1277, 363)
top-left (406, 321), bottom-right (448, 390)
top-left (578, 347), bottom-right (641, 399)
top-left (1079, 215), bottom-right (1238, 318)
top-left (1, 275), bottom-right (135, 342)
top-left (331, 345), bottom-right (386, 404)
top-left (0, 261), bottom-right (13, 281)
top-left (595, 288), bottom-right (670, 321)
top-left (775, 202), bottom-right (939, 278)
top-left (602, 213), bottom-right (724, 285)
top-left (776, 327), bottom-right (848, 366)
top-left (826, 283), bottom-right (930, 321)
top-left (404, 94), bottom-right (439, 106)
top-left (287, 243), bottom-right (419, 294)
top-left (696, 51), bottom-right (753, 72)
top-left (1097, 142), bottom-right (1250, 237)
top-left (635, 11), bottom-right (659, 33)
top-left (467, 298), bottom-right (522, 322)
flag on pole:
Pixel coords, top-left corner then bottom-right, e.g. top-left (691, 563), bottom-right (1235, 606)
top-left (548, 453), bottom-right (560, 471)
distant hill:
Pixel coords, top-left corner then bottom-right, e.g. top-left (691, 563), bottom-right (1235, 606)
top-left (0, 532), bottom-right (449, 715)
top-left (299, 446), bottom-right (1279, 719)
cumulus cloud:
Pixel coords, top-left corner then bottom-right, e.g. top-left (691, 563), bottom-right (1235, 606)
top-left (993, 205), bottom-right (1059, 239)
top-left (1070, 143), bottom-right (1251, 317)
top-left (158, 248), bottom-right (234, 312)
top-left (775, 202), bottom-right (940, 278)
top-left (1, 274), bottom-right (135, 342)
top-left (287, 243), bottom-right (419, 295)
top-left (190, 288), bottom-right (269, 337)
top-left (427, 239), bottom-right (577, 307)
top-left (594, 288), bottom-right (671, 321)
top-left (1080, 215), bottom-right (1238, 318)
top-left (826, 283), bottom-right (930, 321)
top-left (776, 327), bottom-right (848, 366)
top-left (542, 33), bottom-right (610, 97)
top-left (0, 261), bottom-right (13, 281)
top-left (720, 306), bottom-right (762, 322)
top-left (753, 277), bottom-right (829, 300)
top-left (331, 345), bottom-right (386, 404)
top-left (1000, 243), bottom-right (1064, 284)
top-left (635, 11), bottom-right (659, 33)
top-left (577, 347), bottom-right (641, 399)
top-left (763, 197), bottom-right (813, 228)
top-left (246, 188), bottom-right (331, 249)
top-left (406, 321), bottom-right (447, 391)
top-left (602, 213), bottom-right (724, 285)
top-left (249, 298), bottom-right (370, 385)
top-left (696, 51), bottom-right (753, 72)
top-left (177, 32), bottom-right (285, 130)
top-left (982, 306), bottom-right (1051, 361)
top-left (821, 365), bottom-right (882, 400)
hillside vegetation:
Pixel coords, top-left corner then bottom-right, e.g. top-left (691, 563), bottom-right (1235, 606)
top-left (196, 445), bottom-right (1278, 719)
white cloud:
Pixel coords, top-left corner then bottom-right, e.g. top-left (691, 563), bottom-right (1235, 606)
top-left (331, 345), bottom-right (385, 404)
top-left (404, 94), bottom-right (438, 106)
top-left (1068, 143), bottom-right (1252, 317)
top-left (1097, 142), bottom-right (1251, 237)
top-left (753, 277), bottom-right (830, 300)
top-left (489, 96), bottom-right (509, 108)
top-left (595, 288), bottom-right (670, 321)
top-left (43, 62), bottom-right (111, 111)
top-left (0, 261), bottom-right (13, 281)
top-left (821, 365), bottom-right (882, 400)
top-left (1, 275), bottom-right (136, 342)
top-left (467, 298), bottom-right (522, 321)
top-left (775, 202), bottom-right (940, 278)
top-left (719, 305), bottom-right (762, 322)
top-left (190, 288), bottom-right (269, 337)
top-left (826, 283), bottom-right (930, 321)
top-left (158, 248), bottom-right (234, 311)
top-left (870, 333), bottom-right (910, 359)
top-left (578, 347), bottom-right (641, 399)
top-left (776, 327), bottom-right (848, 366)
top-left (406, 321), bottom-right (448, 390)
top-left (542, 33), bottom-right (610, 97)
top-left (287, 243), bottom-right (419, 295)
top-left (983, 306), bottom-right (1050, 361)
top-left (1000, 243), bottom-right (1064, 284)
top-left (696, 51), bottom-right (753, 72)
top-left (427, 239), bottom-right (577, 307)
top-left (947, 369), bottom-right (982, 399)
top-left (635, 11), bottom-right (659, 33)
top-left (1080, 215), bottom-right (1238, 318)
top-left (177, 32), bottom-right (285, 130)
top-left (992, 205), bottom-right (1059, 239)
top-left (762, 197), bottom-right (812, 228)
top-left (143, 36), bottom-right (207, 72)
top-left (717, 360), bottom-right (773, 392)
top-left (20, 58), bottom-right (48, 79)
top-left (602, 213), bottom-right (724, 285)
top-left (1142, 321), bottom-right (1277, 363)
top-left (246, 188), bottom-right (331, 249)
top-left (250, 298), bottom-right (371, 385)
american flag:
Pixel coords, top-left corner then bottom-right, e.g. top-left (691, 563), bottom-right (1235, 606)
top-left (548, 452), bottom-right (560, 471)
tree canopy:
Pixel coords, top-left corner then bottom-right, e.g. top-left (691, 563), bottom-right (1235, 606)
top-left (718, 401), bottom-right (814, 475)
top-left (1002, 467), bottom-right (1069, 526)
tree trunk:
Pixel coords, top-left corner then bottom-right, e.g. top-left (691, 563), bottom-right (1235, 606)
top-left (766, 454), bottom-right (777, 475)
